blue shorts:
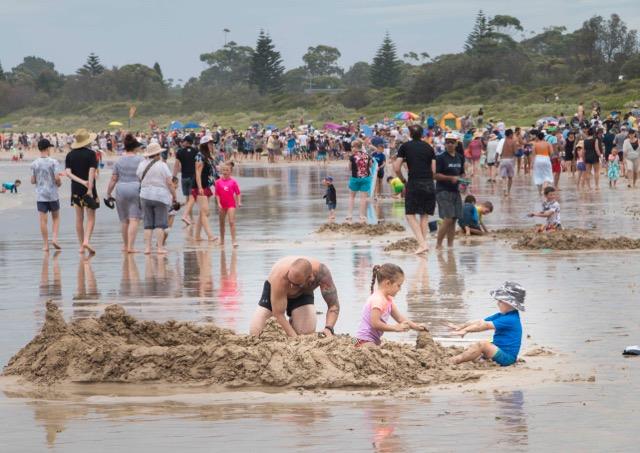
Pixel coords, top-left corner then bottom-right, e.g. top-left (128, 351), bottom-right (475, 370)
top-left (327, 202), bottom-right (336, 211)
top-left (492, 347), bottom-right (516, 367)
top-left (348, 176), bottom-right (372, 193)
top-left (37, 200), bottom-right (60, 213)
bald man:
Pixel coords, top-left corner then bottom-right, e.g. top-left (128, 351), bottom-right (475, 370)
top-left (249, 256), bottom-right (340, 337)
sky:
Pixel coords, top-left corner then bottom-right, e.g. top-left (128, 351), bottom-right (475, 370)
top-left (1, 0), bottom-right (639, 83)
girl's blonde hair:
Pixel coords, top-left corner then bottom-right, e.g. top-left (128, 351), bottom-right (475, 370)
top-left (370, 263), bottom-right (404, 293)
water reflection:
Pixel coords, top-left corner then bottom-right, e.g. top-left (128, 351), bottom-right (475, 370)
top-left (365, 403), bottom-right (407, 453)
top-left (494, 390), bottom-right (528, 447)
top-left (39, 251), bottom-right (62, 301)
top-left (73, 257), bottom-right (99, 318)
top-left (119, 254), bottom-right (142, 298)
top-left (406, 258), bottom-right (432, 325)
top-left (217, 250), bottom-right (240, 330)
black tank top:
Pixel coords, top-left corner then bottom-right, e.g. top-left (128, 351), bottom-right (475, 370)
top-left (584, 138), bottom-right (597, 160)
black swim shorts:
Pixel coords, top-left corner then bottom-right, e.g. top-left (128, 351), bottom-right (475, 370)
top-left (258, 280), bottom-right (314, 317)
top-left (405, 178), bottom-right (435, 216)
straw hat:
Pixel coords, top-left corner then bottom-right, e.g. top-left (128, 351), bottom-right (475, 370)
top-left (473, 131), bottom-right (484, 139)
top-left (143, 143), bottom-right (164, 157)
top-left (71, 129), bottom-right (97, 149)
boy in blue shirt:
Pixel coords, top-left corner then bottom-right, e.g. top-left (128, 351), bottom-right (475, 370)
top-left (448, 281), bottom-right (525, 366)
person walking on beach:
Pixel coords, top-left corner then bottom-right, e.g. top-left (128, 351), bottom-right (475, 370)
top-left (31, 138), bottom-right (62, 251)
top-left (105, 134), bottom-right (144, 253)
top-left (137, 143), bottom-right (178, 254)
top-left (191, 137), bottom-right (218, 242)
top-left (393, 124), bottom-right (436, 255)
top-left (434, 134), bottom-right (465, 249)
top-left (623, 129), bottom-right (640, 188)
top-left (172, 135), bottom-right (197, 224)
top-left (345, 139), bottom-right (373, 223)
top-left (215, 163), bottom-right (241, 247)
top-left (499, 129), bottom-right (517, 197)
top-left (65, 129), bottom-right (99, 255)
top-left (249, 256), bottom-right (340, 338)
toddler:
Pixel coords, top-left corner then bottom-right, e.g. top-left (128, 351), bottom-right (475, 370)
top-left (1, 179), bottom-right (21, 194)
top-left (355, 263), bottom-right (426, 347)
top-left (449, 281), bottom-right (525, 367)
top-left (215, 163), bottom-right (242, 247)
top-left (528, 186), bottom-right (561, 232)
top-left (386, 176), bottom-right (405, 199)
top-left (608, 147), bottom-right (620, 188)
top-left (322, 176), bottom-right (337, 222)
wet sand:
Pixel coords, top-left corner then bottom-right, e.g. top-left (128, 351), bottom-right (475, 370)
top-left (1, 161), bottom-right (639, 450)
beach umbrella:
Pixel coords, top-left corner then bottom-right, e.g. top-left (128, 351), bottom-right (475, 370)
top-left (183, 121), bottom-right (201, 129)
top-left (108, 121), bottom-right (123, 127)
top-left (169, 120), bottom-right (184, 131)
top-left (265, 124), bottom-right (278, 130)
top-left (323, 122), bottom-right (342, 131)
top-left (361, 125), bottom-right (373, 137)
top-left (394, 112), bottom-right (418, 121)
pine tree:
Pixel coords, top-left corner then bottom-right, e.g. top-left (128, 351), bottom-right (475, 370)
top-left (0, 60), bottom-right (5, 81)
top-left (465, 10), bottom-right (494, 52)
top-left (249, 30), bottom-right (284, 94)
top-left (153, 62), bottom-right (164, 81)
top-left (77, 53), bottom-right (105, 76)
top-left (370, 33), bottom-right (401, 89)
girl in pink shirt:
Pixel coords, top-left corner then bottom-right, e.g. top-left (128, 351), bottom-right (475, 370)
top-left (355, 263), bottom-right (426, 346)
top-left (215, 163), bottom-right (242, 247)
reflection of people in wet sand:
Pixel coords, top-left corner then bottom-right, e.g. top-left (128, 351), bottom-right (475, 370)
top-left (119, 254), bottom-right (142, 298)
top-left (449, 281), bottom-right (525, 367)
top-left (39, 251), bottom-right (62, 300)
top-left (217, 250), bottom-right (240, 329)
top-left (249, 256), bottom-right (340, 337)
top-left (355, 263), bottom-right (426, 347)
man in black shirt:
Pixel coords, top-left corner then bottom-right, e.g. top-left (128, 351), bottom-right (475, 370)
top-left (435, 133), bottom-right (466, 249)
top-left (65, 128), bottom-right (99, 255)
top-left (393, 124), bottom-right (435, 255)
top-left (173, 135), bottom-right (198, 221)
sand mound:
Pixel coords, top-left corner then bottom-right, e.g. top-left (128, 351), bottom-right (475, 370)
top-left (384, 237), bottom-right (419, 252)
top-left (3, 302), bottom-right (485, 389)
top-left (513, 231), bottom-right (640, 250)
top-left (490, 227), bottom-right (591, 240)
top-left (316, 222), bottom-right (405, 236)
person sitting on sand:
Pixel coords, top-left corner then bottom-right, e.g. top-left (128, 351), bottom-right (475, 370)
top-left (249, 256), bottom-right (340, 338)
top-left (386, 176), bottom-right (405, 199)
top-left (355, 263), bottom-right (426, 347)
top-left (449, 281), bottom-right (525, 367)
top-left (528, 186), bottom-right (561, 232)
top-left (458, 195), bottom-right (494, 236)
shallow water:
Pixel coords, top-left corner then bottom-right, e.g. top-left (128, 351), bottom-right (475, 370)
top-left (0, 160), bottom-right (639, 451)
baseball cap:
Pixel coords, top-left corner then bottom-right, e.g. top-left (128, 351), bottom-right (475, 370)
top-left (38, 138), bottom-right (53, 151)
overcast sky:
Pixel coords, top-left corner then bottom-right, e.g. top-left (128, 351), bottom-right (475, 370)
top-left (1, 0), bottom-right (639, 82)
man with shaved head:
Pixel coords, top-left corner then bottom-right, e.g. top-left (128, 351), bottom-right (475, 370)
top-left (249, 256), bottom-right (340, 337)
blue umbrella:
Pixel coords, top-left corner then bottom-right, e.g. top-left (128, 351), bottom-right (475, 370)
top-left (183, 121), bottom-right (201, 129)
top-left (265, 124), bottom-right (277, 130)
top-left (169, 121), bottom-right (184, 131)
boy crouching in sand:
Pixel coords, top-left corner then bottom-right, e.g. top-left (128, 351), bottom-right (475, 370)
top-left (448, 281), bottom-right (525, 367)
top-left (528, 186), bottom-right (561, 232)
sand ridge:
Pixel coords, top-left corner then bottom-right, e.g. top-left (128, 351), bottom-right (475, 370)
top-left (316, 222), bottom-right (405, 236)
top-left (3, 302), bottom-right (489, 389)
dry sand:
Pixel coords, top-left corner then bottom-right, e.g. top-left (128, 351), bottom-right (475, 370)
top-left (316, 222), bottom-right (405, 236)
top-left (3, 302), bottom-right (491, 389)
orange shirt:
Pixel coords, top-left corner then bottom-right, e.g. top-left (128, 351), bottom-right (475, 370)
top-left (534, 141), bottom-right (551, 157)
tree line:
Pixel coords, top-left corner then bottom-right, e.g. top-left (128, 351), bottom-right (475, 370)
top-left (1, 12), bottom-right (639, 118)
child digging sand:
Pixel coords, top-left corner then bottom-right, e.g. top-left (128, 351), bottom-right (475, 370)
top-left (449, 281), bottom-right (525, 367)
top-left (528, 186), bottom-right (561, 232)
top-left (355, 263), bottom-right (427, 347)
top-left (215, 163), bottom-right (242, 247)
top-left (458, 195), bottom-right (493, 236)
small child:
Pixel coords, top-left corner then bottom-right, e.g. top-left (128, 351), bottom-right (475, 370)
top-left (459, 195), bottom-right (481, 235)
top-left (449, 281), bottom-right (525, 366)
top-left (322, 176), bottom-right (337, 222)
top-left (1, 179), bottom-right (21, 194)
top-left (528, 186), bottom-right (561, 232)
top-left (608, 147), bottom-right (620, 188)
top-left (386, 176), bottom-right (405, 199)
top-left (355, 263), bottom-right (426, 347)
top-left (163, 177), bottom-right (181, 246)
top-left (215, 163), bottom-right (242, 247)
top-left (575, 141), bottom-right (587, 190)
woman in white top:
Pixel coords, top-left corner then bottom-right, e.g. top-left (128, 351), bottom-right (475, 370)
top-left (136, 143), bottom-right (177, 254)
top-left (623, 129), bottom-right (640, 188)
